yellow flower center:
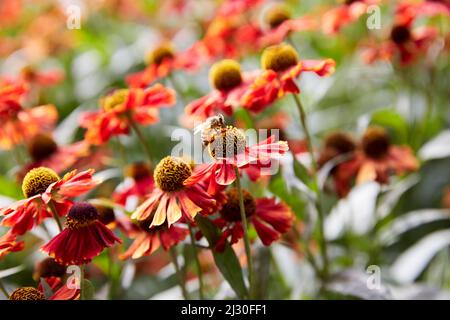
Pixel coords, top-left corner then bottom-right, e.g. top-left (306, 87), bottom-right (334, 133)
top-left (9, 287), bottom-right (45, 300)
top-left (33, 258), bottom-right (66, 281)
top-left (125, 162), bottom-right (152, 181)
top-left (146, 44), bottom-right (175, 65)
top-left (65, 202), bottom-right (99, 230)
top-left (209, 59), bottom-right (243, 91)
top-left (154, 156), bottom-right (192, 192)
top-left (101, 89), bottom-right (129, 112)
top-left (220, 188), bottom-right (256, 222)
top-left (22, 167), bottom-right (60, 198)
top-left (261, 43), bottom-right (299, 72)
top-left (208, 126), bottom-right (247, 159)
top-left (27, 133), bottom-right (58, 161)
top-left (362, 126), bottom-right (391, 159)
top-left (265, 5), bottom-right (291, 29)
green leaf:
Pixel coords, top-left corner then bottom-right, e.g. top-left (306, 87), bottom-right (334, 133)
top-left (81, 279), bottom-right (95, 300)
top-left (195, 216), bottom-right (248, 299)
top-left (0, 176), bottom-right (22, 199)
top-left (371, 109), bottom-right (409, 144)
top-left (269, 173), bottom-right (306, 219)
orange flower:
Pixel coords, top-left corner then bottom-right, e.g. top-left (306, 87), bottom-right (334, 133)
top-left (213, 189), bottom-right (294, 251)
top-left (17, 133), bottom-right (89, 180)
top-left (113, 162), bottom-right (155, 207)
top-left (41, 202), bottom-right (122, 266)
top-left (119, 218), bottom-right (188, 260)
top-left (0, 230), bottom-right (24, 259)
top-left (8, 285), bottom-right (79, 300)
top-left (259, 4), bottom-right (318, 46)
top-left (241, 43), bottom-right (335, 113)
top-left (80, 84), bottom-right (175, 145)
top-left (126, 42), bottom-right (204, 88)
top-left (321, 0), bottom-right (380, 35)
top-left (330, 127), bottom-right (419, 197)
top-left (185, 59), bottom-right (259, 121)
top-left (1, 167), bottom-right (100, 235)
top-left (362, 1), bottom-right (445, 65)
top-left (19, 66), bottom-right (64, 88)
top-left (132, 156), bottom-right (216, 228)
top-left (0, 78), bottom-right (57, 149)
top-left (185, 121), bottom-right (289, 194)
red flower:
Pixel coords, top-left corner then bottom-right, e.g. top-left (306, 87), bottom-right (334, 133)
top-left (41, 202), bottom-right (122, 265)
top-left (8, 284), bottom-right (79, 300)
top-left (19, 66), bottom-right (64, 87)
top-left (0, 78), bottom-right (58, 149)
top-left (120, 218), bottom-right (188, 260)
top-left (260, 4), bottom-right (317, 46)
top-left (362, 1), bottom-right (444, 66)
top-left (1, 167), bottom-right (100, 235)
top-left (126, 43), bottom-right (204, 88)
top-left (185, 122), bottom-right (289, 194)
top-left (216, 0), bottom-right (263, 18)
top-left (0, 230), bottom-right (24, 259)
top-left (17, 133), bottom-right (89, 180)
top-left (328, 127), bottom-right (419, 197)
top-left (214, 188), bottom-right (294, 251)
top-left (241, 43), bottom-right (335, 113)
top-left (185, 59), bottom-right (259, 121)
top-left (80, 84), bottom-right (175, 145)
top-left (113, 162), bottom-right (154, 208)
top-left (132, 156), bottom-right (216, 227)
top-left (321, 0), bottom-right (379, 35)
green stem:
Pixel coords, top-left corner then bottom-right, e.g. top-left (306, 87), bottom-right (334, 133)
top-left (291, 94), bottom-right (329, 280)
top-left (47, 201), bottom-right (63, 232)
top-left (167, 74), bottom-right (186, 106)
top-left (127, 114), bottom-right (153, 165)
top-left (233, 166), bottom-right (254, 299)
top-left (188, 223), bottom-right (205, 299)
top-left (0, 280), bottom-right (8, 298)
top-left (169, 246), bottom-right (189, 299)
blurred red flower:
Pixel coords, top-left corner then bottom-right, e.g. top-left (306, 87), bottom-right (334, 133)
top-left (80, 84), bottom-right (175, 145)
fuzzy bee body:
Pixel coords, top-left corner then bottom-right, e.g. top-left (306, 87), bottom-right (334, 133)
top-left (194, 114), bottom-right (227, 147)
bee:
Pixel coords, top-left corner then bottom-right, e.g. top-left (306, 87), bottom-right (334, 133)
top-left (194, 114), bottom-right (226, 147)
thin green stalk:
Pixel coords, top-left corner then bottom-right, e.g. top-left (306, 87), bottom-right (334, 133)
top-left (127, 114), bottom-right (153, 165)
top-left (169, 246), bottom-right (189, 299)
top-left (291, 94), bottom-right (329, 280)
top-left (47, 201), bottom-right (63, 232)
top-left (0, 280), bottom-right (8, 298)
top-left (188, 223), bottom-right (205, 299)
top-left (233, 166), bottom-right (254, 299)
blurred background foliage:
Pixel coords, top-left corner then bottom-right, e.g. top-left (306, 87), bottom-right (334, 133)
top-left (0, 0), bottom-right (450, 299)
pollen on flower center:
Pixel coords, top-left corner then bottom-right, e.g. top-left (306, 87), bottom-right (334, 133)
top-left (22, 167), bottom-right (60, 198)
top-left (265, 4), bottom-right (291, 29)
top-left (362, 126), bottom-right (391, 159)
top-left (146, 43), bottom-right (175, 65)
top-left (154, 156), bottom-right (192, 192)
top-left (390, 25), bottom-right (411, 45)
top-left (101, 89), bottom-right (129, 112)
top-left (220, 188), bottom-right (256, 222)
top-left (208, 126), bottom-right (247, 159)
top-left (27, 133), bottom-right (58, 161)
top-left (34, 258), bottom-right (66, 280)
top-left (9, 287), bottom-right (45, 300)
top-left (125, 162), bottom-right (152, 181)
top-left (261, 43), bottom-right (299, 72)
top-left (65, 202), bottom-right (99, 230)
top-left (209, 59), bottom-right (243, 91)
